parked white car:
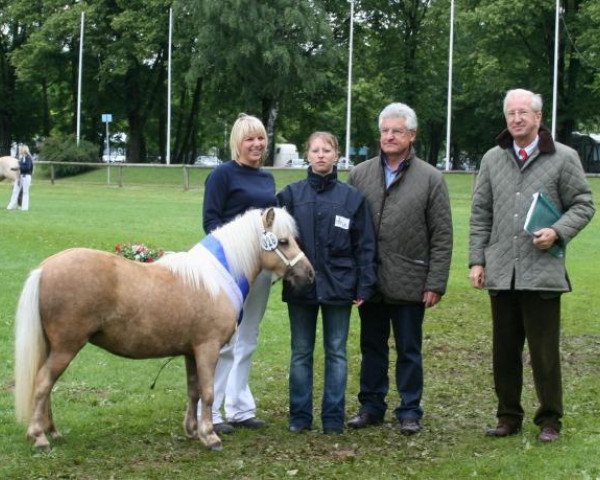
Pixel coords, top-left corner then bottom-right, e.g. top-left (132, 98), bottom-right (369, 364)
top-left (337, 157), bottom-right (354, 170)
top-left (194, 155), bottom-right (221, 167)
top-left (286, 158), bottom-right (307, 169)
top-left (102, 153), bottom-right (126, 163)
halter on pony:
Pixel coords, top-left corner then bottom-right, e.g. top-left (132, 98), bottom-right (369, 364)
top-left (260, 230), bottom-right (306, 269)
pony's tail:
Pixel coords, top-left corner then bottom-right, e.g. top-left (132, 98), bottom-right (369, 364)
top-left (14, 268), bottom-right (46, 424)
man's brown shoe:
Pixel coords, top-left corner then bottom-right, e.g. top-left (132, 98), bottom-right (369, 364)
top-left (485, 423), bottom-right (521, 437)
top-left (538, 426), bottom-right (560, 443)
top-left (346, 412), bottom-right (383, 429)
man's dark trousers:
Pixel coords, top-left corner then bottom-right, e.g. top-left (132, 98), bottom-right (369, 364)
top-left (357, 301), bottom-right (425, 422)
top-left (490, 290), bottom-right (562, 430)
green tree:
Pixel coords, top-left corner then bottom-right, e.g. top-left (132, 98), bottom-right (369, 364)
top-left (10, 0), bottom-right (173, 162)
top-left (0, 0), bottom-right (41, 153)
top-left (185, 0), bottom-right (337, 164)
top-left (453, 0), bottom-right (600, 157)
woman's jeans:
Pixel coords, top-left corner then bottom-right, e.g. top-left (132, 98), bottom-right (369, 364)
top-left (288, 303), bottom-right (351, 432)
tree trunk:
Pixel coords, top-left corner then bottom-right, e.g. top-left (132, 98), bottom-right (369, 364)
top-left (41, 78), bottom-right (51, 137)
top-left (262, 97), bottom-right (279, 167)
top-left (0, 50), bottom-right (16, 154)
top-left (175, 77), bottom-right (203, 164)
top-left (127, 111), bottom-right (146, 163)
top-left (0, 113), bottom-right (12, 155)
top-left (557, 1), bottom-right (582, 145)
top-left (451, 142), bottom-right (460, 170)
top-left (426, 120), bottom-right (444, 166)
top-left (124, 54), bottom-right (164, 162)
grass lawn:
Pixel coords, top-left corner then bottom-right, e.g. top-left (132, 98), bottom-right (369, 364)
top-left (1, 168), bottom-right (599, 479)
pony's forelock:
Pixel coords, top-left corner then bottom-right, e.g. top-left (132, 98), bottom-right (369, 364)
top-left (269, 207), bottom-right (298, 238)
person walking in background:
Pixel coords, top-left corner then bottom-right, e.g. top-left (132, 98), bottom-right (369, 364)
top-left (7, 145), bottom-right (33, 211)
top-left (469, 88), bottom-right (594, 443)
top-left (200, 113), bottom-right (276, 434)
top-left (346, 102), bottom-right (453, 435)
top-left (277, 131), bottom-right (377, 434)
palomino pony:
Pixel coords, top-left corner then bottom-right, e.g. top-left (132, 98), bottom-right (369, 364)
top-left (14, 207), bottom-right (314, 450)
top-left (0, 156), bottom-right (19, 182)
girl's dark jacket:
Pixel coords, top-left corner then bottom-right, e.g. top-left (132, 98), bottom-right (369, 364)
top-left (277, 166), bottom-right (377, 305)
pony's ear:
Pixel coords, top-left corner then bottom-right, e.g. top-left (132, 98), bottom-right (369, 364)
top-left (263, 207), bottom-right (275, 230)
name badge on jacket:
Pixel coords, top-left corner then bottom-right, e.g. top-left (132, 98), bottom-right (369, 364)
top-left (334, 215), bottom-right (350, 230)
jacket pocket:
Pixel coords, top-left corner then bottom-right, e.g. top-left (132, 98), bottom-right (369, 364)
top-left (523, 249), bottom-right (569, 290)
top-left (379, 252), bottom-right (428, 302)
top-left (327, 255), bottom-right (356, 301)
top-left (328, 222), bottom-right (352, 256)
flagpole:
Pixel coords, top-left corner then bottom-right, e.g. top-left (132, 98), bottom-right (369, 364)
top-left (445, 0), bottom-right (454, 171)
top-left (551, 0), bottom-right (560, 139)
top-left (344, 0), bottom-right (355, 164)
top-left (166, 7), bottom-right (173, 164)
top-left (76, 11), bottom-right (85, 146)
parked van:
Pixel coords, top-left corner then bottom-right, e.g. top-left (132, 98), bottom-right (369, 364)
top-left (273, 143), bottom-right (300, 167)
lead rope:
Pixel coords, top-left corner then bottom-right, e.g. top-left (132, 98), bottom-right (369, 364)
top-left (149, 357), bottom-right (175, 389)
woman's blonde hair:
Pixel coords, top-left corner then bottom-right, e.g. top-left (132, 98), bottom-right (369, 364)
top-left (229, 113), bottom-right (268, 161)
top-left (19, 144), bottom-right (31, 156)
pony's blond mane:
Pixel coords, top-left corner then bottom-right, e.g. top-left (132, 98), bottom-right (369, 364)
top-left (156, 208), bottom-right (298, 298)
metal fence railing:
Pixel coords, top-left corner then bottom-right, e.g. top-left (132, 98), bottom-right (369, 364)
top-left (34, 161), bottom-right (218, 191)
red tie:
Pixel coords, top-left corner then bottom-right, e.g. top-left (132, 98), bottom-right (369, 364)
top-left (518, 149), bottom-right (528, 162)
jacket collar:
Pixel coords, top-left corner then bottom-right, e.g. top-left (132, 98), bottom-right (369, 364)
top-left (496, 125), bottom-right (556, 154)
top-left (307, 166), bottom-right (337, 192)
top-left (379, 146), bottom-right (416, 169)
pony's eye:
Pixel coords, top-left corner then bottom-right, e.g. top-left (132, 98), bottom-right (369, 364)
top-left (278, 238), bottom-right (289, 246)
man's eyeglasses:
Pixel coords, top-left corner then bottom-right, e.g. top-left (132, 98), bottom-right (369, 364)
top-left (506, 110), bottom-right (534, 119)
top-left (380, 128), bottom-right (414, 137)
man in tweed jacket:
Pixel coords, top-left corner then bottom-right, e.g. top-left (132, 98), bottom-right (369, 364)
top-left (346, 102), bottom-right (453, 434)
top-left (469, 89), bottom-right (594, 443)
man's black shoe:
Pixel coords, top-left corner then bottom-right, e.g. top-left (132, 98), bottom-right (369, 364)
top-left (346, 412), bottom-right (383, 429)
top-left (289, 424), bottom-right (311, 433)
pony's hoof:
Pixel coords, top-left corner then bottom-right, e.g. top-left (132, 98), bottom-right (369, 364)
top-left (33, 437), bottom-right (51, 450)
top-left (209, 442), bottom-right (223, 452)
top-left (27, 429), bottom-right (51, 450)
top-left (199, 432), bottom-right (222, 450)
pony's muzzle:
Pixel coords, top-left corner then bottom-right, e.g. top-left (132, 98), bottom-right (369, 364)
top-left (283, 261), bottom-right (315, 293)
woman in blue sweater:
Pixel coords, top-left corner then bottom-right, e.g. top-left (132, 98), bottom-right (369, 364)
top-left (277, 132), bottom-right (377, 433)
top-left (200, 114), bottom-right (276, 434)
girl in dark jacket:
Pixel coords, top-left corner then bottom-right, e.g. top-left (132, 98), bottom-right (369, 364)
top-left (277, 132), bottom-right (377, 433)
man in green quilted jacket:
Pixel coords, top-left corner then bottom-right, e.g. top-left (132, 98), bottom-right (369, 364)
top-left (469, 88), bottom-right (595, 443)
top-left (346, 102), bottom-right (453, 435)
